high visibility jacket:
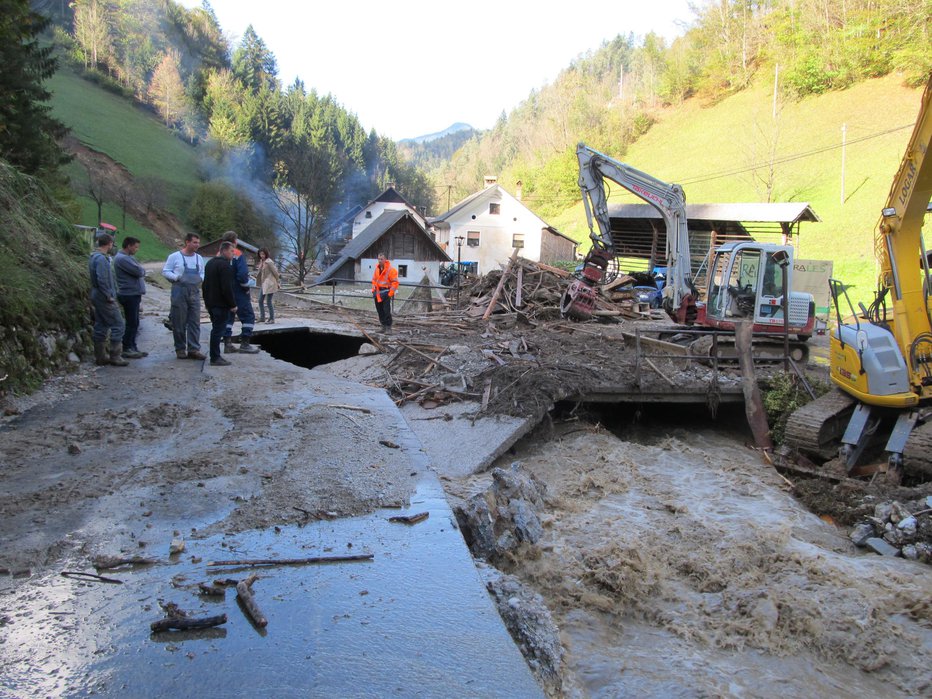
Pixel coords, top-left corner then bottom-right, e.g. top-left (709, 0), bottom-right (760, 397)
top-left (372, 261), bottom-right (399, 297)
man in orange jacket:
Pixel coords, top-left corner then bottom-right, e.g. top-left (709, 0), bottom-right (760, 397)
top-left (371, 252), bottom-right (399, 333)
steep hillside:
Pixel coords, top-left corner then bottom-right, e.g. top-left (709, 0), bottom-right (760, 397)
top-left (547, 73), bottom-right (925, 304)
top-left (48, 67), bottom-right (198, 258)
top-left (0, 160), bottom-right (90, 397)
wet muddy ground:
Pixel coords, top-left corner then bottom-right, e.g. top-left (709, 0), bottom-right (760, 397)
top-left (2, 279), bottom-right (931, 697)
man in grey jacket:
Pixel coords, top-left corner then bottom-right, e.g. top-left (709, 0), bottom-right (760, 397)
top-left (88, 234), bottom-right (128, 367)
top-left (113, 236), bottom-right (147, 359)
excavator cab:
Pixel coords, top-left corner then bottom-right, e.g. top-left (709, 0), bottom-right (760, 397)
top-left (705, 242), bottom-right (814, 337)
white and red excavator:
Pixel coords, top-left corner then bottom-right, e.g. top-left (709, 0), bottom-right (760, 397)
top-left (561, 143), bottom-right (816, 349)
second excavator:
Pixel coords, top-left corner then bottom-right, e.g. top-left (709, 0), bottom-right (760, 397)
top-left (784, 74), bottom-right (932, 482)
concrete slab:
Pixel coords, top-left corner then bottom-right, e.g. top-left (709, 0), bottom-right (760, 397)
top-left (401, 401), bottom-right (536, 479)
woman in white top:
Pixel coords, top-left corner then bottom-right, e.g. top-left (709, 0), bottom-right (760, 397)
top-left (255, 248), bottom-right (281, 323)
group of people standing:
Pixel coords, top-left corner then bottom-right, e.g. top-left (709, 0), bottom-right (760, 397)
top-left (88, 230), bottom-right (280, 368)
top-left (88, 233), bottom-right (148, 367)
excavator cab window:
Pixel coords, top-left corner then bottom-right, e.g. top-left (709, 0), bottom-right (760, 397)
top-left (757, 256), bottom-right (786, 319)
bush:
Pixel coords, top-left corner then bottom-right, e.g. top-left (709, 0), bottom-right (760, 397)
top-left (761, 372), bottom-right (831, 445)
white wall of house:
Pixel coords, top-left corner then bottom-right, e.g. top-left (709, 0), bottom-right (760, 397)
top-left (443, 187), bottom-right (548, 275)
top-left (358, 258), bottom-right (444, 285)
top-left (353, 202), bottom-right (425, 237)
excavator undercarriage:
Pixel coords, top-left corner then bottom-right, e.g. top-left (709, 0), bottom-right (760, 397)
top-left (783, 388), bottom-right (932, 483)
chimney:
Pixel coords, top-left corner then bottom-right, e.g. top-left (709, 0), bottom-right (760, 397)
top-left (483, 175), bottom-right (498, 189)
top-left (515, 180), bottom-right (523, 201)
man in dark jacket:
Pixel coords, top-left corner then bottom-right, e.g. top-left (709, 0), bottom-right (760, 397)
top-left (219, 230), bottom-right (260, 354)
top-left (202, 242), bottom-right (238, 366)
top-left (113, 236), bottom-right (147, 359)
top-left (89, 234), bottom-right (128, 367)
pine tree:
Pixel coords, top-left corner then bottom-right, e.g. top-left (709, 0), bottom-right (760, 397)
top-left (232, 25), bottom-right (278, 95)
top-left (0, 0), bottom-right (68, 176)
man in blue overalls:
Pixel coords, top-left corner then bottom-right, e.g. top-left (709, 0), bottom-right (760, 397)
top-left (162, 233), bottom-right (207, 360)
top-left (219, 230), bottom-right (260, 355)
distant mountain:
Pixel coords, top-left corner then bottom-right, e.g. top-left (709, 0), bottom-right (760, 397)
top-left (397, 123), bottom-right (478, 171)
top-left (400, 122), bottom-right (474, 145)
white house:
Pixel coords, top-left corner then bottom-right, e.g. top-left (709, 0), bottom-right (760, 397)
top-left (428, 177), bottom-right (576, 275)
top-left (352, 186), bottom-right (427, 237)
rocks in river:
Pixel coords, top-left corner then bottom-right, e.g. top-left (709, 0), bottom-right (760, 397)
top-left (851, 499), bottom-right (931, 564)
top-left (453, 461), bottom-right (547, 561)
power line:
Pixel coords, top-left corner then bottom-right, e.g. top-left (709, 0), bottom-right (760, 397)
top-left (514, 122), bottom-right (914, 206)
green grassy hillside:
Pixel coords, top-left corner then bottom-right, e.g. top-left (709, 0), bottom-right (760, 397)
top-left (47, 68), bottom-right (199, 260)
top-left (550, 74), bottom-right (925, 307)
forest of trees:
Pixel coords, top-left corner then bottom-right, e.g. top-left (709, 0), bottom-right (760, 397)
top-left (20, 0), bottom-right (932, 258)
top-left (45, 0), bottom-right (434, 276)
top-left (433, 0), bottom-right (931, 218)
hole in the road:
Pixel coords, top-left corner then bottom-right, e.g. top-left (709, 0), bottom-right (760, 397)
top-left (252, 327), bottom-right (366, 369)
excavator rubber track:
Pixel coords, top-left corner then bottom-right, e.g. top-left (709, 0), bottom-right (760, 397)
top-left (783, 388), bottom-right (856, 460)
top-left (902, 418), bottom-right (932, 479)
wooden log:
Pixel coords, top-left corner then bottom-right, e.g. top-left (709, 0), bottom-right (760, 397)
top-left (734, 321), bottom-right (774, 453)
top-left (396, 341), bottom-right (457, 372)
top-left (236, 574), bottom-right (267, 628)
top-left (482, 249), bottom-right (520, 320)
top-left (207, 553), bottom-right (375, 567)
top-left (324, 404), bottom-right (372, 414)
top-left (198, 582), bottom-right (226, 597)
top-left (388, 512), bottom-right (429, 525)
top-left (150, 613), bottom-right (227, 632)
top-left (92, 555), bottom-right (158, 570)
top-left (534, 261), bottom-right (571, 278)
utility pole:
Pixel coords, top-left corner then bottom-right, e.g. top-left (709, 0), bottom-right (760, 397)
top-left (840, 123), bottom-right (847, 205)
top-left (772, 64), bottom-right (779, 121)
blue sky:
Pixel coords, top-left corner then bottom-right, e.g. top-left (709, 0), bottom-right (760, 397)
top-left (185, 0), bottom-right (694, 140)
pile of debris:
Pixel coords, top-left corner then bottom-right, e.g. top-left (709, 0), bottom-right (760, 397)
top-left (460, 254), bottom-right (661, 322)
top-left (849, 496), bottom-right (932, 562)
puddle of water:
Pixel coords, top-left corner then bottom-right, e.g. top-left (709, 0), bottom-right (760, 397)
top-left (0, 484), bottom-right (542, 698)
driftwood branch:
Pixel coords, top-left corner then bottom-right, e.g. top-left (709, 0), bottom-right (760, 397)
top-left (207, 553), bottom-right (374, 567)
top-left (92, 555), bottom-right (158, 570)
top-left (150, 613), bottom-right (227, 632)
top-left (236, 574), bottom-right (267, 627)
top-left (388, 512), bottom-right (429, 525)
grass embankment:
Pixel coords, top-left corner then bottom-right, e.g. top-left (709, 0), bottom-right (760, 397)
top-left (0, 161), bottom-right (91, 396)
top-left (550, 74), bottom-right (925, 309)
top-left (48, 68), bottom-right (199, 261)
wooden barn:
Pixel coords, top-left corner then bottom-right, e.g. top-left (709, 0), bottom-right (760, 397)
top-left (316, 209), bottom-right (450, 285)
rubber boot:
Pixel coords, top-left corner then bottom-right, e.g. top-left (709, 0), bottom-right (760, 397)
top-left (224, 338), bottom-right (239, 353)
top-left (238, 339), bottom-right (260, 354)
top-left (108, 342), bottom-right (129, 367)
top-left (94, 340), bottom-right (109, 366)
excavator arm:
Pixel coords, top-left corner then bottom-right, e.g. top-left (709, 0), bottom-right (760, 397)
top-left (562, 143), bottom-right (697, 321)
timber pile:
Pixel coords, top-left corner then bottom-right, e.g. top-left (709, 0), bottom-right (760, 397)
top-left (461, 255), bottom-right (657, 322)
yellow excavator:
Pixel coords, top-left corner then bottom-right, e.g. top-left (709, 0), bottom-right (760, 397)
top-left (785, 74), bottom-right (932, 481)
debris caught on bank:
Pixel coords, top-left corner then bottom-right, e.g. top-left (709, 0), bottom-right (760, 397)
top-left (388, 511), bottom-right (429, 525)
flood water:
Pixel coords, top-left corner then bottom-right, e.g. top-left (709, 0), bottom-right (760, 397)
top-left (0, 481), bottom-right (542, 698)
top-left (507, 411), bottom-right (931, 698)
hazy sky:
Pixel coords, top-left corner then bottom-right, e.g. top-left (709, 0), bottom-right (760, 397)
top-left (185, 0), bottom-right (695, 140)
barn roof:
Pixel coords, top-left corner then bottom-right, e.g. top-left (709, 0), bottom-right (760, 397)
top-left (608, 202), bottom-right (820, 224)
